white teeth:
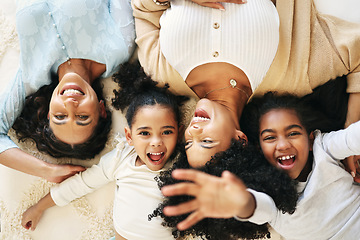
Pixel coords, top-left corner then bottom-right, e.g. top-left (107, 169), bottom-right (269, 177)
top-left (149, 152), bottom-right (163, 156)
top-left (193, 116), bottom-right (210, 121)
top-left (63, 89), bottom-right (83, 95)
top-left (277, 155), bottom-right (295, 161)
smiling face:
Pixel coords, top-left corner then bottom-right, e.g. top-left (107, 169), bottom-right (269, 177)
top-left (49, 73), bottom-right (105, 144)
top-left (259, 109), bottom-right (313, 180)
top-left (125, 105), bottom-right (179, 171)
top-left (184, 99), bottom-right (245, 168)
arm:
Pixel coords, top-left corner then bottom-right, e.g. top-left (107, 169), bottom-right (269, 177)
top-left (131, 0), bottom-right (181, 86)
top-left (21, 193), bottom-right (55, 231)
top-left (343, 93), bottom-right (360, 182)
top-left (1, 148), bottom-right (85, 183)
top-left (20, 146), bottom-right (122, 231)
top-left (0, 70), bottom-right (84, 182)
top-left (161, 169), bottom-right (256, 230)
top-left (109, 0), bottom-right (136, 54)
top-left (323, 120), bottom-right (360, 161)
top-left (50, 146), bottom-right (121, 206)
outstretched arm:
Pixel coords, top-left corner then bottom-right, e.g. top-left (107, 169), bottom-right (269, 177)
top-left (21, 193), bottom-right (55, 231)
top-left (161, 169), bottom-right (256, 230)
top-left (1, 148), bottom-right (85, 183)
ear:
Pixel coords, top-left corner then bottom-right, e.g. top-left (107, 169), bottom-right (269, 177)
top-left (99, 100), bottom-right (107, 118)
top-left (47, 112), bottom-right (50, 120)
top-left (178, 124), bottom-right (185, 142)
top-left (235, 129), bottom-right (248, 144)
top-left (309, 131), bottom-right (315, 151)
top-left (124, 127), bottom-right (134, 146)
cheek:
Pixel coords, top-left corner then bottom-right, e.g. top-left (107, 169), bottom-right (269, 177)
top-left (260, 142), bottom-right (273, 161)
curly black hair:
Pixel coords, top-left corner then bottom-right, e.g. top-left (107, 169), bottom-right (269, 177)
top-left (150, 140), bottom-right (298, 240)
top-left (241, 76), bottom-right (348, 145)
top-left (12, 73), bottom-right (112, 159)
top-left (112, 61), bottom-right (188, 128)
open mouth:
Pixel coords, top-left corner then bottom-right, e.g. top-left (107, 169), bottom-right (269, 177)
top-left (277, 155), bottom-right (295, 169)
top-left (147, 152), bottom-right (165, 164)
top-left (61, 85), bottom-right (85, 95)
top-left (193, 108), bottom-right (210, 122)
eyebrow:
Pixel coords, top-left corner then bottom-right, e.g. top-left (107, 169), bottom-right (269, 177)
top-left (136, 125), bottom-right (176, 131)
top-left (260, 124), bottom-right (303, 136)
top-left (185, 142), bottom-right (215, 151)
top-left (76, 120), bottom-right (92, 126)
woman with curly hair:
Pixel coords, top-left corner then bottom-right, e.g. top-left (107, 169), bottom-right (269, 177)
top-left (0, 0), bottom-right (135, 182)
top-left (152, 78), bottom-right (349, 239)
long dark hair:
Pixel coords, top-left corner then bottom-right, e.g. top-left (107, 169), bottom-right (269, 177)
top-left (150, 140), bottom-right (298, 240)
top-left (12, 73), bottom-right (112, 159)
top-left (112, 61), bottom-right (188, 128)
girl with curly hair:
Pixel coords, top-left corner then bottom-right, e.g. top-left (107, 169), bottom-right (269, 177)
top-left (0, 0), bottom-right (135, 182)
top-left (21, 63), bottom-right (188, 240)
top-left (161, 89), bottom-right (359, 239)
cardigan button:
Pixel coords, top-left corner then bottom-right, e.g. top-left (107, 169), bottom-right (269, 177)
top-left (213, 22), bottom-right (220, 29)
top-left (212, 51), bottom-right (219, 58)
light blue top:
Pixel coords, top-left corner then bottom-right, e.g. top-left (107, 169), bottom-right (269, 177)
top-left (0, 0), bottom-right (135, 153)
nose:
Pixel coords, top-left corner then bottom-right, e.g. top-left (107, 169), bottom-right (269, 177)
top-left (64, 98), bottom-right (79, 108)
top-left (150, 135), bottom-right (163, 147)
top-left (188, 123), bottom-right (203, 136)
top-left (276, 137), bottom-right (291, 151)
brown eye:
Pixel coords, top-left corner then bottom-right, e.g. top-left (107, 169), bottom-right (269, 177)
top-left (55, 115), bottom-right (66, 120)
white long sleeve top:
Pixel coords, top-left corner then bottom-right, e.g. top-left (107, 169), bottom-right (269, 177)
top-left (241, 121), bottom-right (360, 239)
top-left (50, 137), bottom-right (173, 240)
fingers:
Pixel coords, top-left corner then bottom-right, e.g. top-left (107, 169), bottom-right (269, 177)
top-left (197, 0), bottom-right (246, 10)
top-left (171, 169), bottom-right (216, 185)
top-left (163, 199), bottom-right (198, 216)
top-left (346, 156), bottom-right (357, 178)
top-left (199, 2), bottom-right (225, 10)
top-left (70, 165), bottom-right (86, 173)
top-left (216, 0), bottom-right (247, 4)
top-left (177, 211), bottom-right (205, 230)
top-left (354, 156), bottom-right (360, 183)
top-left (162, 182), bottom-right (199, 197)
top-left (222, 171), bottom-right (246, 190)
top-left (21, 216), bottom-right (37, 231)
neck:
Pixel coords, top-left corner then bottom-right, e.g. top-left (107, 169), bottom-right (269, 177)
top-left (57, 59), bottom-right (106, 84)
top-left (185, 62), bottom-right (252, 129)
top-left (207, 88), bottom-right (248, 130)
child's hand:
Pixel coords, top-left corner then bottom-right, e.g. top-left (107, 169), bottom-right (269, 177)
top-left (161, 169), bottom-right (255, 230)
top-left (21, 204), bottom-right (45, 231)
top-left (190, 0), bottom-right (246, 11)
top-left (344, 155), bottom-right (360, 183)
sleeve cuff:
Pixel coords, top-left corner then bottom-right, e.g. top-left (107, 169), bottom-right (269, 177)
top-left (347, 72), bottom-right (360, 93)
top-left (234, 189), bottom-right (277, 225)
top-left (0, 136), bottom-right (19, 154)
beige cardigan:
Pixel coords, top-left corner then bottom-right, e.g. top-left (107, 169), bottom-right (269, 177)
top-left (132, 0), bottom-right (360, 98)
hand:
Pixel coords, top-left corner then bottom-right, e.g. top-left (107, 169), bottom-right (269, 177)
top-left (45, 163), bottom-right (85, 183)
top-left (343, 155), bottom-right (360, 183)
top-left (21, 204), bottom-right (44, 231)
top-left (161, 169), bottom-right (255, 230)
top-left (190, 0), bottom-right (247, 10)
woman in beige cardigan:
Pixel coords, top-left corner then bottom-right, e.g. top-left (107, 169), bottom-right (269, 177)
top-left (132, 0), bottom-right (360, 173)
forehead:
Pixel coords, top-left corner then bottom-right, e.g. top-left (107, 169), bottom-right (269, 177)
top-left (260, 109), bottom-right (303, 129)
top-left (132, 105), bottom-right (177, 125)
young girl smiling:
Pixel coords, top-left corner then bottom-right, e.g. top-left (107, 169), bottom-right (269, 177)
top-left (21, 63), bottom-right (187, 240)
